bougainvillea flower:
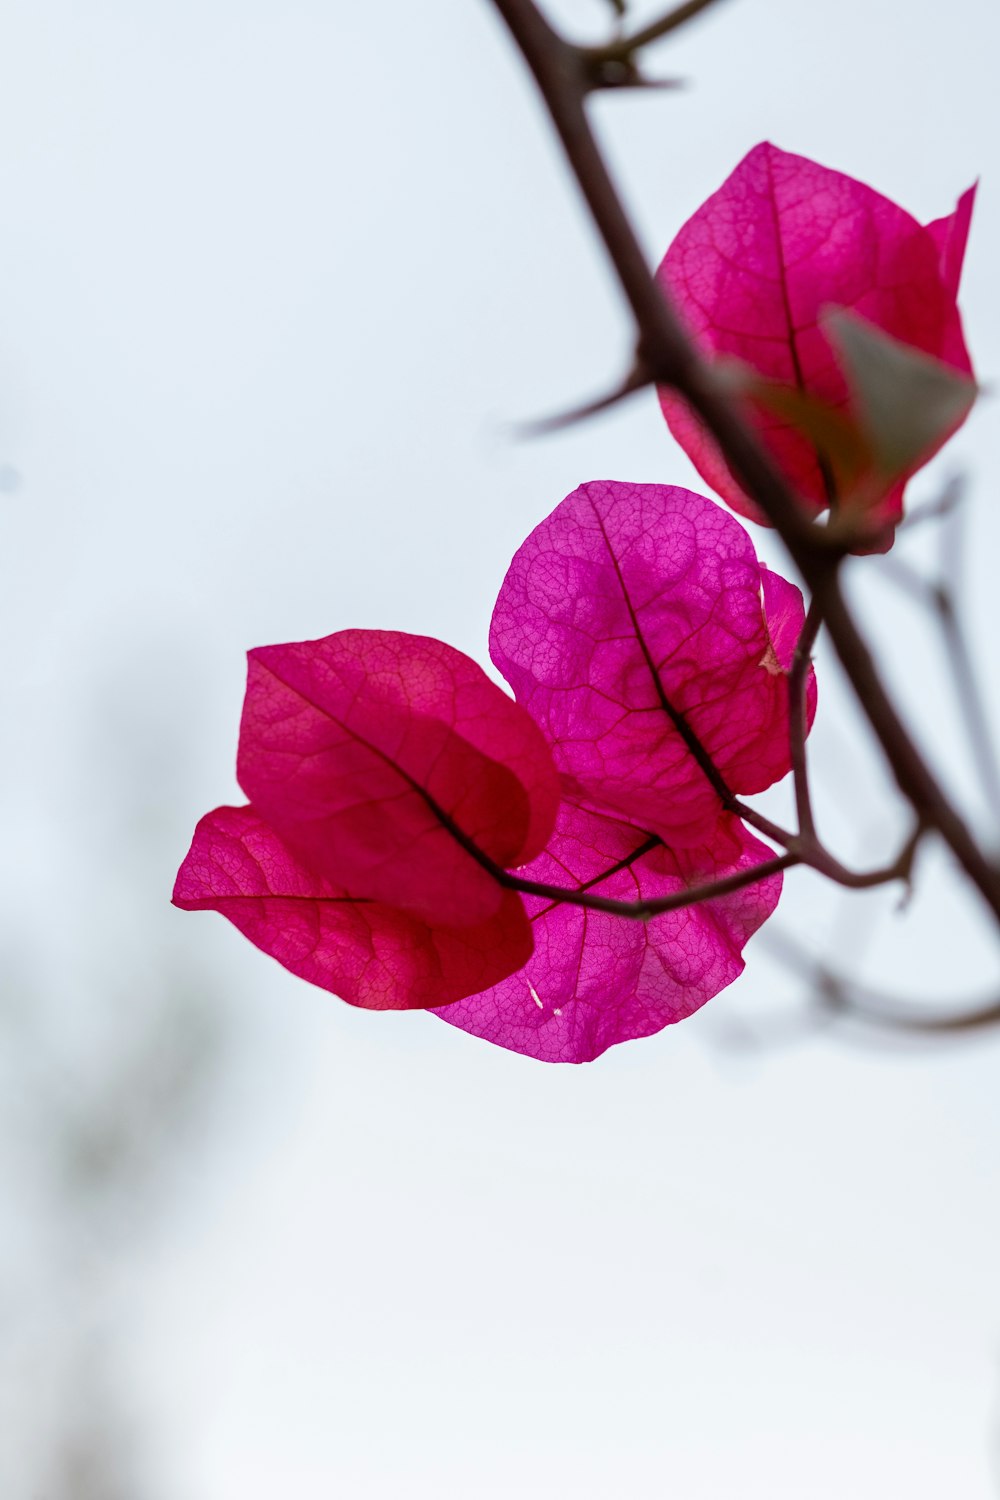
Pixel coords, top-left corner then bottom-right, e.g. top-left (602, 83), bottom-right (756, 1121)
top-left (173, 629), bottom-right (562, 1010)
top-left (173, 804), bottom-right (534, 1010)
top-left (174, 507), bottom-right (806, 1046)
top-left (237, 629), bottom-right (559, 927)
top-left (656, 142), bottom-right (975, 540)
top-left (434, 800), bottom-right (783, 1063)
top-left (490, 480), bottom-right (814, 847)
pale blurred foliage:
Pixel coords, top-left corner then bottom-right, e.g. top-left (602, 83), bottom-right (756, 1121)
top-left (0, 670), bottom-right (229, 1497)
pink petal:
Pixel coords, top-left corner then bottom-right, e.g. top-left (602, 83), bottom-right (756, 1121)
top-left (657, 142), bottom-right (973, 525)
top-left (489, 481), bottom-right (812, 846)
top-left (173, 805), bottom-right (533, 1010)
top-left (925, 183), bottom-right (977, 302)
top-left (434, 803), bottom-right (781, 1063)
top-left (237, 630), bottom-right (560, 927)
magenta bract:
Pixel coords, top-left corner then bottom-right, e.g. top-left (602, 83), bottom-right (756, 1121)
top-left (173, 629), bottom-right (561, 1010)
top-left (237, 630), bottom-right (559, 927)
top-left (174, 805), bottom-right (534, 1011)
top-left (489, 480), bottom-right (814, 847)
top-left (656, 143), bottom-right (974, 537)
top-left (434, 802), bottom-right (782, 1063)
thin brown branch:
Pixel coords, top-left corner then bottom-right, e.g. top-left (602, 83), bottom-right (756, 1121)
top-left (939, 598), bottom-right (1000, 819)
top-left (789, 599), bottom-right (822, 842)
top-left (880, 501), bottom-right (1000, 819)
top-left (938, 502), bottom-right (1000, 818)
top-left (488, 0), bottom-right (1000, 923)
top-left (808, 821), bottom-right (923, 891)
top-left (764, 927), bottom-right (1000, 1034)
top-left (396, 721), bottom-right (802, 919)
top-left (505, 850), bottom-right (797, 918)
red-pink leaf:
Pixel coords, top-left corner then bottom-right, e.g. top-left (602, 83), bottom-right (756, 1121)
top-left (173, 805), bottom-right (533, 1010)
top-left (237, 630), bottom-right (560, 926)
top-left (489, 481), bottom-right (813, 847)
top-left (434, 802), bottom-right (781, 1063)
top-left (656, 142), bottom-right (974, 535)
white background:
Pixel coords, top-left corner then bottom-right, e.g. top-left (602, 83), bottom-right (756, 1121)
top-left (1, 1), bottom-right (999, 1495)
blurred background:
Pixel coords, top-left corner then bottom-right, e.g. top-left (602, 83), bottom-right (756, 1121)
top-left (1, 1), bottom-right (999, 1495)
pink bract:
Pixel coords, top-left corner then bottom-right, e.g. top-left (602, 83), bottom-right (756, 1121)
top-left (434, 802), bottom-right (782, 1063)
top-left (237, 629), bottom-right (559, 927)
top-left (489, 480), bottom-right (814, 847)
top-left (656, 142), bottom-right (974, 539)
top-left (174, 805), bottom-right (533, 1010)
top-left (173, 629), bottom-right (563, 1011)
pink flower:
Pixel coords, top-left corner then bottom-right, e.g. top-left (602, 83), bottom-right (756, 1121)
top-left (173, 630), bottom-right (561, 1010)
top-left (656, 142), bottom-right (974, 542)
top-left (175, 487), bottom-right (804, 1058)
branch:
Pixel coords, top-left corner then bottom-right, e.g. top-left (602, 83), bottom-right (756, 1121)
top-left (937, 500), bottom-right (1000, 819)
top-left (505, 850), bottom-right (797, 919)
top-left (789, 600), bottom-right (822, 843)
top-left (764, 927), bottom-right (1000, 1035)
top-left (515, 358), bottom-right (652, 436)
top-left (881, 495), bottom-right (1000, 821)
top-left (938, 594), bottom-right (1000, 820)
top-left (488, 0), bottom-right (1000, 924)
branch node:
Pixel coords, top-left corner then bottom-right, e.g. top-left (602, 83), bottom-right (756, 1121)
top-left (582, 53), bottom-right (685, 91)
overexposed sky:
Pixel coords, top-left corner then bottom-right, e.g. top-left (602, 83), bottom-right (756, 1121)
top-left (2, 2), bottom-right (999, 1496)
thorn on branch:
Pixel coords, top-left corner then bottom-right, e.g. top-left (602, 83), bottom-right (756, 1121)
top-left (584, 0), bottom-right (729, 66)
top-left (582, 55), bottom-right (686, 91)
top-left (893, 821), bottom-right (925, 906)
top-left (514, 359), bottom-right (653, 437)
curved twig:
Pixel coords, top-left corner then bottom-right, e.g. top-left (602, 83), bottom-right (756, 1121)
top-left (504, 850), bottom-right (797, 919)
